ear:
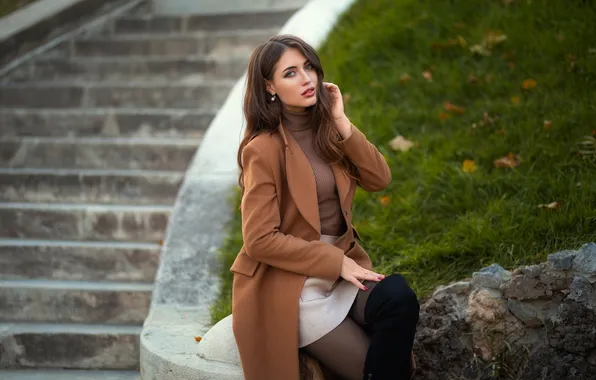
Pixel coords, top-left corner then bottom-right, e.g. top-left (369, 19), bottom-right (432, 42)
top-left (265, 80), bottom-right (275, 95)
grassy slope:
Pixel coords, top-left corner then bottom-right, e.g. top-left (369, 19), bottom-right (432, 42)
top-left (211, 0), bottom-right (596, 324)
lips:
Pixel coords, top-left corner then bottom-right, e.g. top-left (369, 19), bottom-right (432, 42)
top-left (302, 87), bottom-right (315, 95)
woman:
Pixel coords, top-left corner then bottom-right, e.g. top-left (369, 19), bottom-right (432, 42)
top-left (231, 34), bottom-right (420, 380)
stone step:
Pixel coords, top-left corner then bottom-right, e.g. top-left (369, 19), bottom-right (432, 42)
top-left (0, 81), bottom-right (234, 109)
top-left (0, 239), bottom-right (160, 282)
top-left (0, 169), bottom-right (184, 204)
top-left (0, 136), bottom-right (200, 170)
top-left (0, 279), bottom-right (152, 325)
top-left (113, 9), bottom-right (297, 34)
top-left (0, 108), bottom-right (214, 138)
top-left (4, 55), bottom-right (247, 83)
top-left (0, 203), bottom-right (170, 242)
top-left (0, 323), bottom-right (141, 369)
top-left (0, 369), bottom-right (139, 380)
top-left (68, 29), bottom-right (276, 57)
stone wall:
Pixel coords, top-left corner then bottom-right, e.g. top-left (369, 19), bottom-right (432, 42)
top-left (414, 243), bottom-right (596, 379)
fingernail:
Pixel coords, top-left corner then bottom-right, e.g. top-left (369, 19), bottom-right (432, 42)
top-left (363, 286), bottom-right (369, 291)
top-left (378, 276), bottom-right (384, 280)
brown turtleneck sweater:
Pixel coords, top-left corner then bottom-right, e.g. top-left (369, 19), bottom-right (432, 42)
top-left (282, 109), bottom-right (347, 236)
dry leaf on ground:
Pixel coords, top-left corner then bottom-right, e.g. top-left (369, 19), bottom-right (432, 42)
top-left (462, 160), bottom-right (477, 173)
top-left (521, 79), bottom-right (537, 90)
top-left (400, 73), bottom-right (412, 83)
top-left (444, 101), bottom-right (465, 114)
top-left (389, 136), bottom-right (415, 152)
top-left (537, 202), bottom-right (561, 210)
top-left (422, 71), bottom-right (433, 81)
top-left (494, 153), bottom-right (521, 168)
top-left (544, 120), bottom-right (552, 129)
top-left (195, 336), bottom-right (202, 342)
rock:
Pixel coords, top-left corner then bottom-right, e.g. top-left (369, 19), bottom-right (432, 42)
top-left (411, 246), bottom-right (596, 379)
top-left (472, 263), bottom-right (511, 289)
top-left (548, 249), bottom-right (577, 270)
top-left (501, 273), bottom-right (546, 300)
top-left (567, 276), bottom-right (595, 307)
top-left (574, 243), bottom-right (596, 275)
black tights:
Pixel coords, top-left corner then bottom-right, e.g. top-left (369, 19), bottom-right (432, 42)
top-left (303, 274), bottom-right (419, 380)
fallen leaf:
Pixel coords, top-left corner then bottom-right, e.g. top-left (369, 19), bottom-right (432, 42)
top-left (521, 79), bottom-right (537, 90)
top-left (568, 54), bottom-right (577, 72)
top-left (422, 71), bottom-right (433, 81)
top-left (510, 96), bottom-right (520, 105)
top-left (195, 336), bottom-right (202, 342)
top-left (485, 31), bottom-right (507, 47)
top-left (462, 160), bottom-right (477, 173)
top-left (537, 202), bottom-right (561, 210)
top-left (439, 112), bottom-right (450, 120)
top-left (544, 120), bottom-right (552, 129)
top-left (457, 36), bottom-right (467, 47)
top-left (470, 44), bottom-right (492, 56)
top-left (444, 101), bottom-right (465, 114)
top-left (469, 73), bottom-right (478, 84)
top-left (400, 73), bottom-right (412, 83)
top-left (389, 135), bottom-right (415, 152)
top-left (380, 196), bottom-right (391, 207)
top-left (494, 153), bottom-right (520, 168)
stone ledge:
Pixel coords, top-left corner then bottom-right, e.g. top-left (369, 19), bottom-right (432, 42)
top-left (0, 0), bottom-right (139, 70)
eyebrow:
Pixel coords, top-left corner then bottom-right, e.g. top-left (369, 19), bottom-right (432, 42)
top-left (282, 60), bottom-right (310, 73)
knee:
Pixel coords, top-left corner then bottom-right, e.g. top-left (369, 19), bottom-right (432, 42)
top-left (365, 274), bottom-right (420, 322)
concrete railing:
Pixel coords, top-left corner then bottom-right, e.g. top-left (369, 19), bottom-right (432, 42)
top-left (0, 0), bottom-right (133, 70)
top-left (139, 0), bottom-right (358, 378)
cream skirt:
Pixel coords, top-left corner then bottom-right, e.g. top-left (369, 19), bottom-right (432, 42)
top-left (297, 234), bottom-right (360, 348)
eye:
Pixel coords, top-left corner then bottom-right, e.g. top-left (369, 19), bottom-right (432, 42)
top-left (284, 71), bottom-right (295, 78)
top-left (305, 62), bottom-right (314, 70)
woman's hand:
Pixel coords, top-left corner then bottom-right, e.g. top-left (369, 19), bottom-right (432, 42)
top-left (340, 256), bottom-right (385, 290)
top-left (323, 82), bottom-right (353, 139)
top-left (323, 82), bottom-right (345, 120)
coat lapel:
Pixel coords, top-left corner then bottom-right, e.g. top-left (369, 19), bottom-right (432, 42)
top-left (279, 123), bottom-right (321, 234)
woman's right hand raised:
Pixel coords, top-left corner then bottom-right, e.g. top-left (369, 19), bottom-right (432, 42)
top-left (340, 256), bottom-right (385, 290)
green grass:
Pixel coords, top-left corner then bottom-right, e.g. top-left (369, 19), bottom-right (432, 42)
top-left (0, 0), bottom-right (37, 18)
top-left (211, 0), bottom-right (596, 324)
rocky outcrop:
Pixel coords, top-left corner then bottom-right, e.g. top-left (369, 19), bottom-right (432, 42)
top-left (414, 242), bottom-right (596, 380)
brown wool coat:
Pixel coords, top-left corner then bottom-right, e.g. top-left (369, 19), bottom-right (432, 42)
top-left (231, 121), bottom-right (392, 380)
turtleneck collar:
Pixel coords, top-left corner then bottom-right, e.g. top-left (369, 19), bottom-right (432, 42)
top-left (282, 108), bottom-right (312, 132)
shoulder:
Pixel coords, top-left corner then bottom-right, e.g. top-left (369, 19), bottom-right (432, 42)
top-left (243, 130), bottom-right (284, 164)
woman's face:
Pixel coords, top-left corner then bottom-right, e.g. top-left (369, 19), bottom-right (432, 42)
top-left (266, 48), bottom-right (318, 112)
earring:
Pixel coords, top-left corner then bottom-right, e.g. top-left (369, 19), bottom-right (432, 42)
top-left (270, 93), bottom-right (276, 102)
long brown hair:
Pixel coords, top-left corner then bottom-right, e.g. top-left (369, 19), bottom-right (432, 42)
top-left (237, 34), bottom-right (359, 196)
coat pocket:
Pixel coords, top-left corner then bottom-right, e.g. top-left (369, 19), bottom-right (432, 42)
top-left (230, 252), bottom-right (260, 277)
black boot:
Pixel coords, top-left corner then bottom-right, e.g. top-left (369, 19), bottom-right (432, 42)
top-left (362, 274), bottom-right (420, 380)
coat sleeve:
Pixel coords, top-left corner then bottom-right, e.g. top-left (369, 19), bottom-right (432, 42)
top-left (240, 143), bottom-right (345, 280)
top-left (338, 124), bottom-right (392, 192)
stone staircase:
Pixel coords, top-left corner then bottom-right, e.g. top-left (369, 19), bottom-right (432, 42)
top-left (0, 2), bottom-right (295, 378)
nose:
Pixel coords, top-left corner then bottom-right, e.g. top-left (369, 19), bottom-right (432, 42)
top-left (300, 69), bottom-right (312, 85)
